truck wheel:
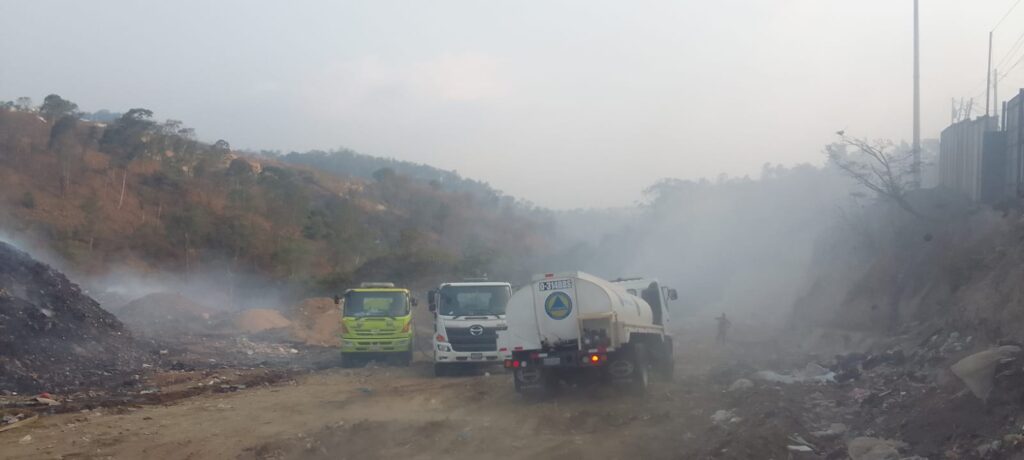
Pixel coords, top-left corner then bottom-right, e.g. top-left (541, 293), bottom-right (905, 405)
top-left (514, 367), bottom-right (553, 399)
top-left (400, 349), bottom-right (413, 367)
top-left (630, 344), bottom-right (650, 395)
top-left (653, 339), bottom-right (675, 382)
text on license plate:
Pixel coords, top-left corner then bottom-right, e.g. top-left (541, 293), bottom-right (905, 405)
top-left (543, 357), bottom-right (561, 366)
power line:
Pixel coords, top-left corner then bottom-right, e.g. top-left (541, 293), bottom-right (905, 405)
top-left (996, 27), bottom-right (1024, 68)
top-left (993, 0), bottom-right (1023, 31)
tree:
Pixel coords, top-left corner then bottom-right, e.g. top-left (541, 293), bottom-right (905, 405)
top-left (100, 108), bottom-right (158, 209)
top-left (825, 133), bottom-right (924, 218)
top-left (39, 94), bottom-right (79, 121)
top-left (49, 115), bottom-right (80, 197)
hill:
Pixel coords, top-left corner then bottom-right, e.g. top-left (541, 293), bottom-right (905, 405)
top-left (0, 95), bottom-right (553, 298)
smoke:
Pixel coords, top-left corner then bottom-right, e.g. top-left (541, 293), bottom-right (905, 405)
top-left (554, 163), bottom-right (856, 335)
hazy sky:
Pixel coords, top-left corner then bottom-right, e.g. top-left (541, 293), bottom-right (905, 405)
top-left (3, 1), bottom-right (1024, 208)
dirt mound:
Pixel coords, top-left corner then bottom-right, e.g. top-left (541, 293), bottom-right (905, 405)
top-left (0, 241), bottom-right (145, 393)
top-left (235, 309), bottom-right (291, 334)
top-left (116, 292), bottom-right (216, 337)
top-left (288, 298), bottom-right (340, 347)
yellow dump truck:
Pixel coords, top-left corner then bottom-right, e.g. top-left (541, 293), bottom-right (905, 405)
top-left (335, 282), bottom-right (416, 368)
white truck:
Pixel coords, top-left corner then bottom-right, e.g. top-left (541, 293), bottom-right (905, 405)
top-left (428, 280), bottom-right (513, 376)
top-left (498, 272), bottom-right (678, 395)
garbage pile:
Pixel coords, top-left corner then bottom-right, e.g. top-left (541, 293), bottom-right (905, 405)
top-left (116, 292), bottom-right (218, 337)
top-left (0, 241), bottom-right (145, 393)
top-left (736, 328), bottom-right (1024, 458)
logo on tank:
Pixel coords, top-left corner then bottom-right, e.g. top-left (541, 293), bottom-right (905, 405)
top-left (544, 292), bottom-right (573, 320)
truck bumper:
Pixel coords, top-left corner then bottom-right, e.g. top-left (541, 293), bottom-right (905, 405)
top-left (341, 337), bottom-right (411, 353)
top-left (433, 345), bottom-right (504, 364)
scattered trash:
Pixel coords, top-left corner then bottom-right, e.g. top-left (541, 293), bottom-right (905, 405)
top-left (18, 434), bottom-right (32, 444)
top-left (810, 423), bottom-right (847, 439)
top-left (787, 445), bottom-right (813, 453)
top-left (728, 378), bottom-right (754, 391)
top-left (950, 345), bottom-right (1021, 401)
top-left (710, 409), bottom-right (740, 425)
top-left (847, 437), bottom-right (906, 460)
top-left (0, 414), bottom-right (39, 433)
top-left (751, 363), bottom-right (835, 384)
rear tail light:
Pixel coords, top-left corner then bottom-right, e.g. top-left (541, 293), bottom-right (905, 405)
top-left (583, 354), bottom-right (607, 365)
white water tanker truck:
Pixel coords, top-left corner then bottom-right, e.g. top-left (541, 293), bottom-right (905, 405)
top-left (498, 272), bottom-right (678, 395)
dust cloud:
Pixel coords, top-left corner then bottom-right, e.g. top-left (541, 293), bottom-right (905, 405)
top-left (553, 163), bottom-right (856, 334)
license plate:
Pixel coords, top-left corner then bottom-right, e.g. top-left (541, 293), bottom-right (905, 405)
top-left (470, 353), bottom-right (483, 360)
top-left (543, 357), bottom-right (561, 366)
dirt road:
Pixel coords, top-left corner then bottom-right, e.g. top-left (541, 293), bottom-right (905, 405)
top-left (1, 335), bottom-right (818, 460)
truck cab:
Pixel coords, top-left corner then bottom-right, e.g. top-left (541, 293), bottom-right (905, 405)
top-left (336, 282), bottom-right (415, 368)
top-left (428, 280), bottom-right (512, 376)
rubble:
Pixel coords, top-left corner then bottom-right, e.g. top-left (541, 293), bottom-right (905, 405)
top-left (0, 241), bottom-right (146, 393)
top-left (116, 292), bottom-right (217, 337)
top-left (846, 437), bottom-right (906, 460)
top-left (950, 345), bottom-right (1021, 401)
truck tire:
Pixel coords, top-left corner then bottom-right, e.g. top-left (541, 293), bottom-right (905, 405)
top-left (514, 367), bottom-right (556, 399)
top-left (399, 349), bottom-right (413, 367)
top-left (629, 344), bottom-right (650, 395)
top-left (653, 338), bottom-right (675, 382)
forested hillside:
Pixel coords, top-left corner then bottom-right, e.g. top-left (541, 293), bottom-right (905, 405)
top-left (0, 95), bottom-right (553, 296)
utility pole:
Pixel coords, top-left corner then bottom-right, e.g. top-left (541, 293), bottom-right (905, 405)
top-left (987, 32), bottom-right (993, 116)
top-left (913, 0), bottom-right (921, 187)
top-left (994, 68), bottom-right (999, 124)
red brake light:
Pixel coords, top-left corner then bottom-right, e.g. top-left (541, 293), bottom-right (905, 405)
top-left (512, 360), bottom-right (521, 368)
top-left (436, 334), bottom-right (446, 343)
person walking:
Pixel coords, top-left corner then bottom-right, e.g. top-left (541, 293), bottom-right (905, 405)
top-left (715, 313), bottom-right (731, 344)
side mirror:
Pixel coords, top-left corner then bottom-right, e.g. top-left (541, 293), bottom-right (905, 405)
top-left (668, 289), bottom-right (679, 301)
top-left (428, 303), bottom-right (436, 313)
top-left (333, 295), bottom-right (341, 305)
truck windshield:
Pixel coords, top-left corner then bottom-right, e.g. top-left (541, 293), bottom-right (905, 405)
top-left (439, 285), bottom-right (510, 316)
top-left (343, 291), bottom-right (409, 317)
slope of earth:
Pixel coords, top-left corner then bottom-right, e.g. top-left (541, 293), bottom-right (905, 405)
top-left (0, 241), bottom-right (146, 394)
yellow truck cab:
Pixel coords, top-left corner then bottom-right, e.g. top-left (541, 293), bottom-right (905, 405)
top-left (335, 282), bottom-right (416, 368)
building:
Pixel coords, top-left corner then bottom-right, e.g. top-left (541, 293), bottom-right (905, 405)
top-left (939, 115), bottom-right (998, 202)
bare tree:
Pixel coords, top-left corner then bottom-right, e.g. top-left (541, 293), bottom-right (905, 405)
top-left (826, 133), bottom-right (924, 219)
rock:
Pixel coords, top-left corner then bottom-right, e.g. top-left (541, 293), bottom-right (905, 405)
top-left (847, 437), bottom-right (906, 460)
top-left (728, 378), bottom-right (754, 391)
